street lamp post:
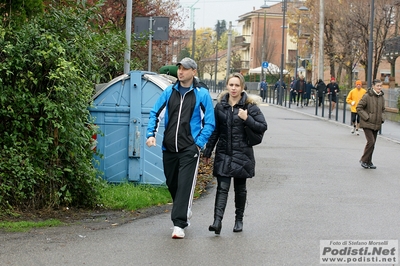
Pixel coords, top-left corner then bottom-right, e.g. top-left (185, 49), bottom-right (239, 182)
top-left (318, 0), bottom-right (324, 81)
top-left (214, 42), bottom-right (218, 92)
top-left (294, 26), bottom-right (300, 81)
top-left (191, 22), bottom-right (196, 59)
top-left (124, 0), bottom-right (133, 74)
top-left (214, 20), bottom-right (221, 93)
top-left (278, 0), bottom-right (287, 106)
top-left (226, 21), bottom-right (232, 80)
top-left (367, 0), bottom-right (375, 88)
top-left (260, 1), bottom-right (270, 82)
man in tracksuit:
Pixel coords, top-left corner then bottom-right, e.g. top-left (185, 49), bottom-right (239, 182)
top-left (146, 58), bottom-right (215, 239)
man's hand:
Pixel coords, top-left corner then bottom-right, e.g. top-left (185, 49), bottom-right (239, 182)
top-left (146, 136), bottom-right (156, 147)
top-left (203, 157), bottom-right (211, 164)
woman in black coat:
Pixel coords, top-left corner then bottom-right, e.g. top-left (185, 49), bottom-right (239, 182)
top-left (315, 79), bottom-right (326, 107)
top-left (203, 73), bottom-right (267, 235)
top-left (304, 80), bottom-right (315, 106)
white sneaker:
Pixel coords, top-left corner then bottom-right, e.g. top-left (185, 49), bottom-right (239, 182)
top-left (351, 127), bottom-right (355, 134)
top-left (172, 226), bottom-right (185, 239)
top-left (356, 130), bottom-right (359, 136)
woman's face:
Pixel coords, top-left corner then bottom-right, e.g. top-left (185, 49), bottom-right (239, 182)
top-left (227, 77), bottom-right (243, 99)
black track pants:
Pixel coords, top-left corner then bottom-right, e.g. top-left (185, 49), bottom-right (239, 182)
top-left (163, 144), bottom-right (200, 229)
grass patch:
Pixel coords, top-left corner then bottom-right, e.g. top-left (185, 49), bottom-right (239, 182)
top-left (0, 184), bottom-right (171, 232)
top-left (0, 219), bottom-right (62, 232)
top-left (97, 183), bottom-right (172, 211)
top-left (0, 157), bottom-right (213, 231)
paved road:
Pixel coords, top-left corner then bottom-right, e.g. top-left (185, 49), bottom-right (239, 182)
top-left (1, 98), bottom-right (400, 265)
top-left (258, 92), bottom-right (400, 144)
top-left (235, 90), bottom-right (400, 143)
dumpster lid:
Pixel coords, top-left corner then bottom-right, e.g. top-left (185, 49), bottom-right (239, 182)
top-left (93, 74), bottom-right (130, 100)
top-left (92, 72), bottom-right (177, 100)
top-left (144, 73), bottom-right (177, 89)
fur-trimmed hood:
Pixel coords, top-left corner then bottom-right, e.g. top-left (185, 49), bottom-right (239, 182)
top-left (203, 89), bottom-right (267, 179)
top-left (217, 90), bottom-right (262, 106)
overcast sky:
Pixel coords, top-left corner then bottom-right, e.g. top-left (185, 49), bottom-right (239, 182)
top-left (180, 0), bottom-right (281, 31)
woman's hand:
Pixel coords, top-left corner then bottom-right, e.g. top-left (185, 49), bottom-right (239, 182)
top-left (238, 108), bottom-right (248, 120)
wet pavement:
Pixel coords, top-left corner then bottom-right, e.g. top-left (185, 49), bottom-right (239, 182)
top-left (1, 91), bottom-right (399, 265)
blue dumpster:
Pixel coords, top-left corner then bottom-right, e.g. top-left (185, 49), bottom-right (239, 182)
top-left (89, 71), bottom-right (176, 184)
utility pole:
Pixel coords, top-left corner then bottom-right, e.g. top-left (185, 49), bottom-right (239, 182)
top-left (192, 22), bottom-right (196, 58)
top-left (318, 0), bottom-right (324, 81)
top-left (226, 21), bottom-right (232, 80)
top-left (188, 0), bottom-right (200, 59)
top-left (260, 0), bottom-right (270, 82)
top-left (279, 0), bottom-right (287, 106)
top-left (124, 0), bottom-right (132, 74)
top-left (214, 20), bottom-right (221, 92)
top-left (367, 0), bottom-right (375, 88)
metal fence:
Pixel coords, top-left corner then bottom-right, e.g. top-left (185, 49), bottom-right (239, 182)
top-left (202, 79), bottom-right (225, 93)
top-left (382, 88), bottom-right (400, 109)
top-left (202, 80), bottom-right (262, 94)
top-left (202, 80), bottom-right (399, 113)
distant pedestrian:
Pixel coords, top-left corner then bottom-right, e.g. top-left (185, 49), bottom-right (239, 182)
top-left (294, 75), bottom-right (306, 107)
top-left (259, 79), bottom-right (267, 102)
top-left (146, 57), bottom-right (215, 239)
top-left (346, 80), bottom-right (366, 135)
top-left (326, 77), bottom-right (340, 113)
top-left (315, 79), bottom-right (326, 107)
top-left (274, 79), bottom-right (286, 102)
top-left (304, 80), bottom-right (314, 107)
top-left (384, 75), bottom-right (389, 83)
top-left (356, 79), bottom-right (385, 169)
top-left (203, 73), bottom-right (267, 235)
top-left (289, 77), bottom-right (297, 104)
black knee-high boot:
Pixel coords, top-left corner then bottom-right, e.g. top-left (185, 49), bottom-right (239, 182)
top-left (233, 184), bottom-right (247, 232)
top-left (209, 181), bottom-right (229, 234)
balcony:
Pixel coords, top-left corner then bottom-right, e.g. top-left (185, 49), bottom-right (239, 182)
top-left (241, 60), bottom-right (250, 70)
top-left (235, 35), bottom-right (251, 47)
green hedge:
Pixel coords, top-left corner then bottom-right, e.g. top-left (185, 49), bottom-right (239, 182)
top-left (0, 4), bottom-right (132, 211)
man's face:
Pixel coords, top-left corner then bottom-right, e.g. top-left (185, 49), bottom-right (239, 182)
top-left (177, 65), bottom-right (196, 84)
top-left (374, 82), bottom-right (383, 93)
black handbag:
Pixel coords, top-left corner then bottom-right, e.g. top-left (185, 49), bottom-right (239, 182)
top-left (244, 125), bottom-right (264, 146)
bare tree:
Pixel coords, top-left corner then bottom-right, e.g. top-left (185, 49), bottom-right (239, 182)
top-left (348, 0), bottom-right (397, 81)
top-left (304, 0), bottom-right (399, 86)
top-left (190, 28), bottom-right (220, 79)
top-left (328, 1), bottom-right (364, 88)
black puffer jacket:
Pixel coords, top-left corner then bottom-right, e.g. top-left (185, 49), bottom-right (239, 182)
top-left (315, 79), bottom-right (326, 97)
top-left (203, 91), bottom-right (268, 178)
